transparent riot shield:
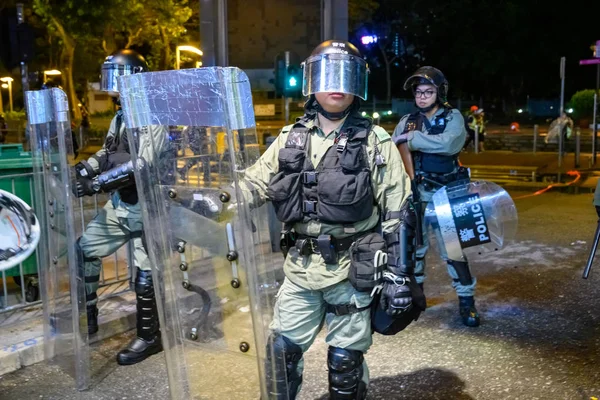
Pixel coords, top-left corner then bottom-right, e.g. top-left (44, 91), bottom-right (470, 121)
top-left (119, 68), bottom-right (287, 399)
top-left (27, 88), bottom-right (91, 390)
top-left (424, 180), bottom-right (518, 261)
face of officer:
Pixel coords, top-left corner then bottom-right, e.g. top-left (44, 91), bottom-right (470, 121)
top-left (315, 92), bottom-right (355, 116)
top-left (414, 84), bottom-right (437, 109)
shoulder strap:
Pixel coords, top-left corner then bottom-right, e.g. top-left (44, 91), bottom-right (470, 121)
top-left (372, 126), bottom-right (391, 143)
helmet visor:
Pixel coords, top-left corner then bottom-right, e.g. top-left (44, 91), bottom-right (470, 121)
top-left (101, 62), bottom-right (139, 95)
top-left (302, 53), bottom-right (368, 100)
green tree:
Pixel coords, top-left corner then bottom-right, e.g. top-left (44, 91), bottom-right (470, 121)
top-left (31, 0), bottom-right (193, 120)
top-left (104, 0), bottom-right (192, 70)
top-left (570, 89), bottom-right (596, 120)
top-left (32, 0), bottom-right (114, 121)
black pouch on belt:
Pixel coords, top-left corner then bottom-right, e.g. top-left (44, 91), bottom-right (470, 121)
top-left (349, 232), bottom-right (387, 292)
top-left (317, 234), bottom-right (337, 264)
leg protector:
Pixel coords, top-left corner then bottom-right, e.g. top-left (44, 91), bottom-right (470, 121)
top-left (448, 260), bottom-right (473, 286)
top-left (87, 304), bottom-right (98, 335)
top-left (76, 237), bottom-right (101, 307)
top-left (117, 268), bottom-right (163, 365)
top-left (133, 268), bottom-right (159, 340)
top-left (328, 347), bottom-right (367, 400)
top-left (265, 333), bottom-right (303, 400)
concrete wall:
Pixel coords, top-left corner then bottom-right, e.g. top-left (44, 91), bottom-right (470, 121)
top-left (86, 82), bottom-right (113, 115)
top-left (228, 0), bottom-right (321, 69)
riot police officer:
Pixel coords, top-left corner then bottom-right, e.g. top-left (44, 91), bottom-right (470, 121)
top-left (239, 40), bottom-right (424, 399)
top-left (72, 49), bottom-right (163, 365)
top-left (392, 66), bottom-right (480, 327)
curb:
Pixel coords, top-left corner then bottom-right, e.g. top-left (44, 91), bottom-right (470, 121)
top-left (0, 292), bottom-right (136, 377)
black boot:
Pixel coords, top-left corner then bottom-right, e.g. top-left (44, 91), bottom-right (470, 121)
top-left (87, 304), bottom-right (98, 335)
top-left (458, 296), bottom-right (480, 327)
top-left (117, 269), bottom-right (163, 365)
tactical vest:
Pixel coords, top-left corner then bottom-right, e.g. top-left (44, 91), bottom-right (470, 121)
top-left (267, 114), bottom-right (375, 224)
top-left (402, 108), bottom-right (459, 175)
top-left (104, 111), bottom-right (138, 204)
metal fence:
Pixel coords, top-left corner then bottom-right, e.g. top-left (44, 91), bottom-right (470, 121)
top-left (0, 171), bottom-right (133, 321)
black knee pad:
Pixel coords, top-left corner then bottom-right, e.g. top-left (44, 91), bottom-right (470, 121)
top-left (448, 260), bottom-right (473, 286)
top-left (265, 333), bottom-right (303, 400)
top-left (328, 346), bottom-right (367, 399)
top-left (134, 268), bottom-right (155, 296)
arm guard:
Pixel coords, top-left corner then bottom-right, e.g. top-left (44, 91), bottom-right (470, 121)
top-left (94, 159), bottom-right (138, 193)
top-left (383, 201), bottom-right (418, 277)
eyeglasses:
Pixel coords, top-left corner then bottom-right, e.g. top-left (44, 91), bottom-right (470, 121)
top-left (414, 89), bottom-right (436, 99)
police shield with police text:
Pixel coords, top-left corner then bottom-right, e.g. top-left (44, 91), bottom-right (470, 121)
top-left (424, 181), bottom-right (518, 263)
top-left (72, 50), bottom-right (165, 365)
top-left (393, 67), bottom-right (517, 327)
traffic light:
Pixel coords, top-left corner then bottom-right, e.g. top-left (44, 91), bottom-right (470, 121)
top-left (274, 51), bottom-right (302, 98)
top-left (284, 65), bottom-right (301, 97)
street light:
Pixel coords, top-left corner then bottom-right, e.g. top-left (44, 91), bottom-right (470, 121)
top-left (0, 77), bottom-right (14, 112)
top-left (176, 45), bottom-right (203, 70)
top-left (43, 69), bottom-right (61, 83)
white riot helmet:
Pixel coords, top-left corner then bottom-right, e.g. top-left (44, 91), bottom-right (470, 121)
top-left (302, 40), bottom-right (369, 100)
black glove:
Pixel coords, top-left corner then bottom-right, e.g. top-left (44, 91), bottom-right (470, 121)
top-left (73, 176), bottom-right (98, 198)
top-left (596, 206), bottom-right (600, 219)
top-left (74, 160), bottom-right (96, 179)
top-left (379, 272), bottom-right (414, 316)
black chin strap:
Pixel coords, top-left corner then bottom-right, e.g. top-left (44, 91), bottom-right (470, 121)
top-left (316, 102), bottom-right (353, 121)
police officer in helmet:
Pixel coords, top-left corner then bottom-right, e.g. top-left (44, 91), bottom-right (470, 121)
top-left (72, 49), bottom-right (164, 364)
top-left (239, 40), bottom-right (423, 399)
top-left (393, 66), bottom-right (481, 327)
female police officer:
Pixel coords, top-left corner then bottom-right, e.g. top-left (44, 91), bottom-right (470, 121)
top-left (392, 66), bottom-right (480, 327)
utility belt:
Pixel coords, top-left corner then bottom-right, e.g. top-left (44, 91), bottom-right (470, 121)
top-left (280, 230), bottom-right (370, 264)
top-left (280, 228), bottom-right (383, 317)
top-left (416, 166), bottom-right (470, 192)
